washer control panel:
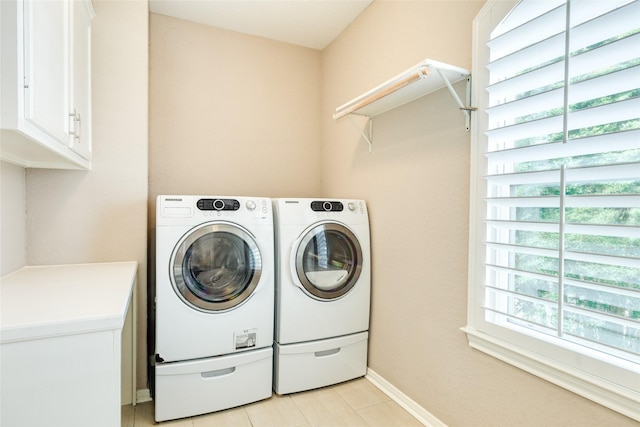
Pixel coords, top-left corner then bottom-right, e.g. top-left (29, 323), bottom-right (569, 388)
top-left (197, 198), bottom-right (240, 211)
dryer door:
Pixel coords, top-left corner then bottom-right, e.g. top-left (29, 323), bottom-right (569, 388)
top-left (294, 222), bottom-right (363, 300)
top-left (170, 222), bottom-right (262, 312)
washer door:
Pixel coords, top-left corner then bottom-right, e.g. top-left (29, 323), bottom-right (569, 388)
top-left (171, 222), bottom-right (262, 312)
top-left (294, 222), bottom-right (363, 300)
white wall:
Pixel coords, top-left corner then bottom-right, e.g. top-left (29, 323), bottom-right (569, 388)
top-left (24, 0), bottom-right (149, 392)
top-left (0, 161), bottom-right (26, 276)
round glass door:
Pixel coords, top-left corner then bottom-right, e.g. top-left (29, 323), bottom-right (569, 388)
top-left (170, 223), bottom-right (262, 312)
top-left (295, 223), bottom-right (363, 300)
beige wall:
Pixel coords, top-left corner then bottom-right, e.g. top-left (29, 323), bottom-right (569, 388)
top-left (148, 13), bottom-right (322, 220)
top-left (322, 1), bottom-right (635, 426)
top-left (147, 2), bottom-right (636, 425)
top-left (24, 0), bottom-right (148, 392)
top-left (0, 161), bottom-right (26, 276)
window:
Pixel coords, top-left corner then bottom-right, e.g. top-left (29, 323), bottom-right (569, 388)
top-left (465, 0), bottom-right (640, 420)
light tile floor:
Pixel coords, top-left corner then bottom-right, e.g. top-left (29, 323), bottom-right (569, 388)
top-left (122, 378), bottom-right (423, 426)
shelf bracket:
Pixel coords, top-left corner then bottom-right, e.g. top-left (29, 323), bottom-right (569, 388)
top-left (348, 115), bottom-right (373, 152)
top-left (434, 68), bottom-right (476, 131)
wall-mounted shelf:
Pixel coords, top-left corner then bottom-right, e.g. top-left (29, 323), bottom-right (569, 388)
top-left (333, 58), bottom-right (474, 151)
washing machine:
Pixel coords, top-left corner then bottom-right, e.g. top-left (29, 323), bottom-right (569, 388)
top-left (154, 195), bottom-right (274, 421)
top-left (272, 198), bottom-right (371, 394)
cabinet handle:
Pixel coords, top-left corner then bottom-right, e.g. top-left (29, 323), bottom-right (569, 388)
top-left (68, 109), bottom-right (81, 147)
top-left (76, 113), bottom-right (81, 144)
top-left (69, 110), bottom-right (77, 138)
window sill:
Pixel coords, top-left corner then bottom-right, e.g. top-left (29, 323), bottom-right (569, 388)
top-left (461, 326), bottom-right (640, 422)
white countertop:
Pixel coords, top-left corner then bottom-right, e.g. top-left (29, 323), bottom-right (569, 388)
top-left (0, 261), bottom-right (137, 343)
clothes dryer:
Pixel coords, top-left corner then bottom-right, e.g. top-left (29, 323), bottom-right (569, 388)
top-left (154, 195), bottom-right (273, 421)
top-left (272, 198), bottom-right (371, 394)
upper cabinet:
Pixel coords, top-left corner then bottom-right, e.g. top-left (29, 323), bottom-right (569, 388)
top-left (0, 0), bottom-right (94, 169)
top-left (69, 0), bottom-right (93, 161)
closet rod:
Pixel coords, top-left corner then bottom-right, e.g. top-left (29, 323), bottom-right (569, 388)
top-left (332, 66), bottom-right (430, 120)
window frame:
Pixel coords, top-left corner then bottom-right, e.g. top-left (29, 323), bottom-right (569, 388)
top-left (464, 0), bottom-right (640, 421)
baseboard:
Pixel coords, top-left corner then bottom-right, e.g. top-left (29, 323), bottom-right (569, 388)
top-left (365, 369), bottom-right (447, 427)
top-left (136, 388), bottom-right (152, 404)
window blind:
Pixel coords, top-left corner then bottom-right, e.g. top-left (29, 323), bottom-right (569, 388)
top-left (483, 0), bottom-right (640, 362)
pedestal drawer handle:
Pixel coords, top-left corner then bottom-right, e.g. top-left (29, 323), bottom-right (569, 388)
top-left (201, 367), bottom-right (236, 378)
top-left (314, 348), bottom-right (341, 358)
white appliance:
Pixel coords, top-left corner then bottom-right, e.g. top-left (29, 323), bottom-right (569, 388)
top-left (272, 198), bottom-right (371, 394)
top-left (154, 195), bottom-right (274, 422)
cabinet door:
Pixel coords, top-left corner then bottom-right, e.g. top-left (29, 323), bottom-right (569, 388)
top-left (69, 0), bottom-right (92, 160)
top-left (22, 0), bottom-right (70, 146)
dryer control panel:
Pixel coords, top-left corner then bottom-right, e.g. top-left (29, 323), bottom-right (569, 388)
top-left (311, 201), bottom-right (343, 212)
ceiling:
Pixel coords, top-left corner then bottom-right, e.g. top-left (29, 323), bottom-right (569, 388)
top-left (148, 0), bottom-right (373, 50)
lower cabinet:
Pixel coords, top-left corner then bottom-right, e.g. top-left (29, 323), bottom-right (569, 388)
top-left (0, 262), bottom-right (137, 427)
top-left (1, 330), bottom-right (124, 426)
